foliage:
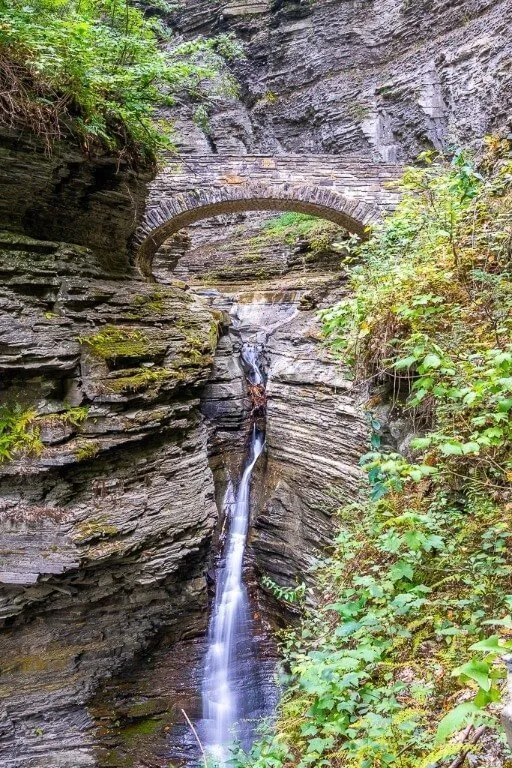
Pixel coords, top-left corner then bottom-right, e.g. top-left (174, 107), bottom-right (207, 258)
top-left (233, 141), bottom-right (512, 768)
top-left (232, 498), bottom-right (512, 768)
top-left (106, 365), bottom-right (178, 393)
top-left (0, 0), bottom-right (242, 161)
top-left (261, 212), bottom-right (341, 250)
top-left (262, 575), bottom-right (307, 605)
top-left (321, 140), bottom-right (512, 502)
top-left (0, 404), bottom-right (43, 462)
top-left (41, 406), bottom-right (89, 426)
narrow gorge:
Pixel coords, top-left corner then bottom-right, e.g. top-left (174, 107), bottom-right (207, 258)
top-left (0, 1), bottom-right (511, 767)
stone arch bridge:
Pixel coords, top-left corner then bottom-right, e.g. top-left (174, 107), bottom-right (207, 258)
top-left (133, 155), bottom-right (403, 279)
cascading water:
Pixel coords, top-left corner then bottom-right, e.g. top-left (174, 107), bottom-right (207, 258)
top-left (201, 344), bottom-right (267, 764)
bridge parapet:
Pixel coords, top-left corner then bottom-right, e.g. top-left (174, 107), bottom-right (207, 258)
top-left (134, 154), bottom-right (403, 279)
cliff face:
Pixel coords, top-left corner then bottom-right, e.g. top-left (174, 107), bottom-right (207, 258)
top-left (171, 0), bottom-right (511, 160)
top-left (155, 214), bottom-right (368, 590)
top-left (0, 131), bottom-right (150, 269)
top-left (0, 134), bottom-right (220, 766)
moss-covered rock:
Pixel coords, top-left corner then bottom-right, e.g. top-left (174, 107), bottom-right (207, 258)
top-left (79, 327), bottom-right (165, 362)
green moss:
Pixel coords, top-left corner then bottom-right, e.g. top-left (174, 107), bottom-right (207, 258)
top-left (131, 290), bottom-right (166, 315)
top-left (176, 320), bottom-right (218, 367)
top-left (346, 101), bottom-right (372, 121)
top-left (105, 366), bottom-right (181, 394)
top-left (260, 212), bottom-right (338, 242)
top-left (74, 516), bottom-right (119, 543)
top-left (78, 326), bottom-right (152, 360)
top-left (74, 440), bottom-right (100, 462)
top-left (120, 717), bottom-right (161, 741)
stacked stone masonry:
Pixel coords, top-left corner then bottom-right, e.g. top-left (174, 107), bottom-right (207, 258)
top-left (133, 154), bottom-right (402, 277)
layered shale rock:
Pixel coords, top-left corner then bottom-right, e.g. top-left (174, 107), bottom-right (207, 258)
top-left (159, 215), bottom-right (368, 589)
top-left (254, 304), bottom-right (368, 585)
top-left (0, 231), bottom-right (220, 767)
top-left (0, 130), bottom-right (149, 270)
top-left (170, 0), bottom-right (512, 161)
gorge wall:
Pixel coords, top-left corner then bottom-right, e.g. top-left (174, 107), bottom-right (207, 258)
top-left (169, 0), bottom-right (511, 160)
top-left (0, 134), bottom-right (221, 767)
top-left (1, 0), bottom-right (511, 765)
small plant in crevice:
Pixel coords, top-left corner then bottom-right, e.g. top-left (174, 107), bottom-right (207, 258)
top-left (39, 406), bottom-right (89, 428)
top-left (0, 405), bottom-right (43, 463)
top-left (262, 575), bottom-right (307, 605)
top-left (74, 440), bottom-right (100, 462)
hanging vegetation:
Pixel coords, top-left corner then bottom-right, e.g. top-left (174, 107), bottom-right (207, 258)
top-left (0, 0), bottom-right (242, 161)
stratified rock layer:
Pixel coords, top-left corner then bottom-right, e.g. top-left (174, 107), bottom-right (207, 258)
top-left (172, 0), bottom-right (512, 160)
top-left (0, 233), bottom-right (219, 767)
top-left (161, 217), bottom-right (368, 589)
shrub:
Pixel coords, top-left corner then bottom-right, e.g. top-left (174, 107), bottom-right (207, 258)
top-left (0, 0), bottom-right (242, 161)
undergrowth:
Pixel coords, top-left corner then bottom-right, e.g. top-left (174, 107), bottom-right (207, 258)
top-left (231, 139), bottom-right (512, 768)
top-left (260, 212), bottom-right (341, 250)
top-left (0, 0), bottom-right (242, 161)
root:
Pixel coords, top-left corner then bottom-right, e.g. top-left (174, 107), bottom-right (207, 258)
top-left (0, 50), bottom-right (68, 153)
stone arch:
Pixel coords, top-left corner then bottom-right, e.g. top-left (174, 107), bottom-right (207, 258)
top-left (133, 183), bottom-right (381, 279)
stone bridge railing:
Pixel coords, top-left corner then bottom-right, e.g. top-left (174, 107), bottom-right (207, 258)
top-left (133, 154), bottom-right (403, 278)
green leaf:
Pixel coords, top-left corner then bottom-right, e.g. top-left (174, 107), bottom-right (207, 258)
top-left (410, 436), bottom-right (433, 450)
top-left (394, 355), bottom-right (417, 370)
top-left (371, 483), bottom-right (389, 501)
top-left (469, 635), bottom-right (512, 653)
top-left (307, 737), bottom-right (334, 755)
top-left (439, 442), bottom-right (464, 456)
top-left (452, 660), bottom-right (492, 691)
top-left (422, 353), bottom-right (442, 369)
top-left (461, 441), bottom-right (480, 454)
top-left (435, 702), bottom-right (479, 743)
top-left (403, 530), bottom-right (424, 550)
top-left (390, 560), bottom-right (414, 582)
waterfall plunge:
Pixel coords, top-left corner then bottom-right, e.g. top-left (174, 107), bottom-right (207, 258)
top-left (201, 345), bottom-right (266, 764)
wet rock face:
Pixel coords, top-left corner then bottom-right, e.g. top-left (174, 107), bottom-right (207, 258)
top-left (162, 217), bottom-right (368, 590)
top-left (173, 0), bottom-right (512, 160)
top-left (254, 307), bottom-right (367, 585)
top-left (0, 232), bottom-right (219, 767)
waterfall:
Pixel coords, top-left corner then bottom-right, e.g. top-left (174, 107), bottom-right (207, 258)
top-left (241, 344), bottom-right (263, 386)
top-left (201, 344), bottom-right (266, 764)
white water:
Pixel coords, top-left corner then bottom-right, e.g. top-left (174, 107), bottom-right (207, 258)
top-left (201, 347), bottom-right (265, 764)
top-left (241, 343), bottom-right (263, 386)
